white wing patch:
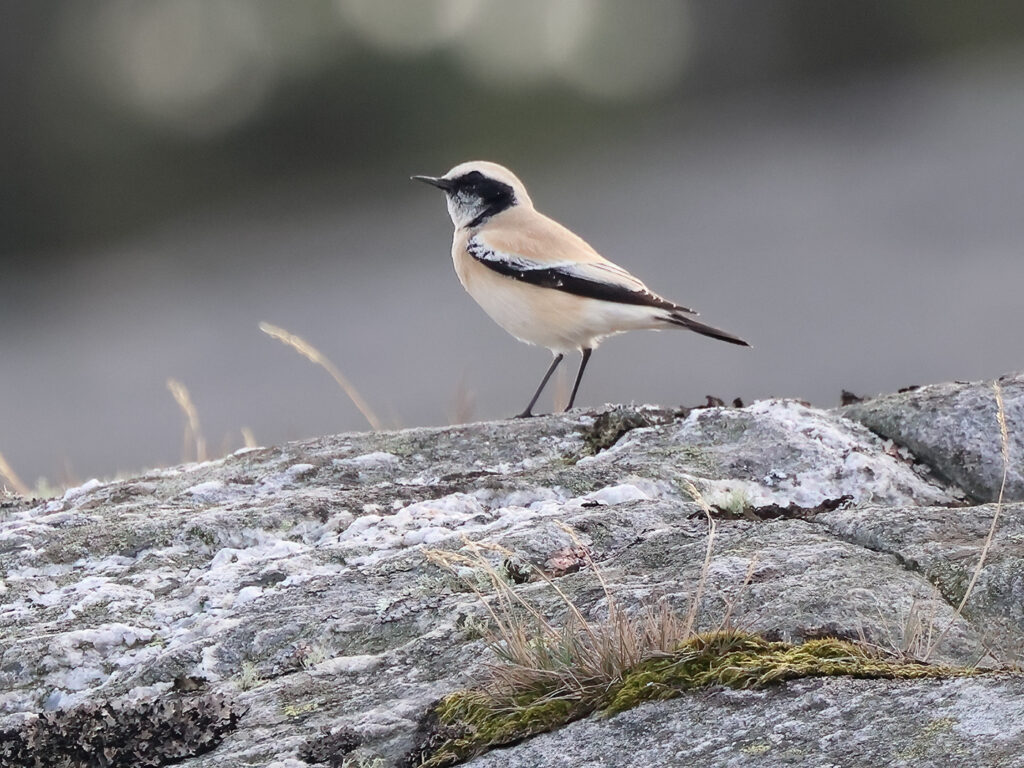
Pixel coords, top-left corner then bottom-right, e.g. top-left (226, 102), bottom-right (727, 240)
top-left (466, 236), bottom-right (696, 314)
top-left (466, 236), bottom-right (574, 273)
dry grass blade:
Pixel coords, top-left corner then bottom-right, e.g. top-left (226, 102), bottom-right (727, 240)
top-left (854, 590), bottom-right (941, 662)
top-left (924, 379), bottom-right (1010, 661)
top-left (241, 427), bottom-right (258, 449)
top-left (995, 379), bottom-right (1012, 485)
top-left (680, 479), bottom-right (718, 635)
top-left (166, 379), bottom-right (207, 463)
top-left (0, 451), bottom-right (31, 496)
top-left (426, 542), bottom-right (558, 636)
top-left (720, 556), bottom-right (758, 631)
top-left (449, 374), bottom-right (476, 425)
top-left (258, 322), bottom-right (382, 431)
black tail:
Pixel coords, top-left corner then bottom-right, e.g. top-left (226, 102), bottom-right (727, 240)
top-left (664, 312), bottom-right (750, 347)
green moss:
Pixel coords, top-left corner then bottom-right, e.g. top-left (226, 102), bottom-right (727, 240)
top-left (603, 632), bottom-right (965, 715)
top-left (409, 631), bottom-right (973, 767)
top-left (416, 692), bottom-right (587, 768)
top-left (281, 700), bottom-right (318, 719)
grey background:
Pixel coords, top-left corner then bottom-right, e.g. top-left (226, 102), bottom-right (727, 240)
top-left (2, 1), bottom-right (1023, 485)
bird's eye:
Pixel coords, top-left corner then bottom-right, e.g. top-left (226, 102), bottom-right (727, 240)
top-left (462, 171), bottom-right (484, 184)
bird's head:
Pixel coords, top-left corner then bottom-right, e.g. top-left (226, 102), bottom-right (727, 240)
top-left (412, 161), bottom-right (533, 229)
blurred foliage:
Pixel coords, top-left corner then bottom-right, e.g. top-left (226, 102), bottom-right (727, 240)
top-left (3, 0), bottom-right (1024, 260)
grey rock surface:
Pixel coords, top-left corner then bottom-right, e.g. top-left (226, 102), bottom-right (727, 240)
top-left (820, 502), bottom-right (1024, 661)
top-left (1, 384), bottom-right (1022, 766)
top-left (462, 676), bottom-right (1024, 768)
top-left (844, 373), bottom-right (1024, 503)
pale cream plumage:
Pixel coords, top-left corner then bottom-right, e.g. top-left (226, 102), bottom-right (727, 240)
top-left (413, 160), bottom-right (748, 416)
top-left (452, 211), bottom-right (680, 354)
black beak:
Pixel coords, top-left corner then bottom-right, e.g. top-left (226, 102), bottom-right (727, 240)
top-left (411, 175), bottom-right (454, 191)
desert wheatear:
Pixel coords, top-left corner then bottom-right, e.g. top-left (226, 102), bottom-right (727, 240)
top-left (413, 161), bottom-right (749, 417)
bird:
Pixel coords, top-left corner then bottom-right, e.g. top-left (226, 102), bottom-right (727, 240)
top-left (412, 160), bottom-right (749, 418)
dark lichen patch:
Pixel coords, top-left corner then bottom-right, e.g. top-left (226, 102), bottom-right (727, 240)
top-left (0, 692), bottom-right (242, 767)
top-left (694, 395), bottom-right (743, 409)
top-left (753, 494), bottom-right (854, 519)
top-left (404, 632), bottom-right (972, 767)
top-left (1, 495), bottom-right (43, 515)
top-left (401, 703), bottom-right (470, 768)
top-left (706, 495), bottom-right (855, 521)
top-left (185, 524), bottom-right (218, 547)
top-left (299, 725), bottom-right (361, 767)
top-left (581, 407), bottom-right (673, 457)
top-left (39, 521), bottom-right (177, 565)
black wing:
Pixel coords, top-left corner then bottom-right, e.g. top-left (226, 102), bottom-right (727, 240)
top-left (466, 237), bottom-right (695, 313)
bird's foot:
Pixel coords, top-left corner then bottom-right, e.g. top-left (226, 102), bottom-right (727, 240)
top-left (514, 410), bottom-right (537, 419)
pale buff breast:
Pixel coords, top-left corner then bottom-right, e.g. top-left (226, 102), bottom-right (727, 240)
top-left (450, 231), bottom-right (665, 353)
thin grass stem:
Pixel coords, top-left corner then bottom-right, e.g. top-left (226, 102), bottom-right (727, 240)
top-left (259, 321), bottom-right (382, 431)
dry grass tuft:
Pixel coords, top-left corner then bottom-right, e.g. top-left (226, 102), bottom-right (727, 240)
top-left (259, 322), bottom-right (382, 431)
top-left (423, 498), bottom-right (723, 713)
top-left (167, 379), bottom-right (208, 463)
top-left (424, 541), bottom-right (672, 710)
top-left (0, 451), bottom-right (31, 496)
top-left (856, 592), bottom-right (942, 663)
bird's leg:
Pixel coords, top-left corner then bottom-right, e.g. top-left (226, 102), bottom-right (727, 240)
top-left (516, 353), bottom-right (563, 418)
top-left (565, 348), bottom-right (592, 412)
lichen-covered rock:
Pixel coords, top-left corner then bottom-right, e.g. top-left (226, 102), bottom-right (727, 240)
top-left (0, 692), bottom-right (241, 768)
top-left (0, 389), bottom-right (1021, 766)
top-left (588, 399), bottom-right (963, 508)
top-left (844, 373), bottom-right (1024, 503)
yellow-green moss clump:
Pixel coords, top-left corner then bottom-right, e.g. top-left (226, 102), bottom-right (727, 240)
top-left (408, 631), bottom-right (972, 768)
top-left (603, 632), bottom-right (964, 715)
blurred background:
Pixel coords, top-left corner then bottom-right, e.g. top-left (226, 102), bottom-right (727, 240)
top-left (3, 0), bottom-right (1024, 488)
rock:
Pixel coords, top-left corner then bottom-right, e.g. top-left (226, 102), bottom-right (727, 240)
top-left (593, 399), bottom-right (963, 508)
top-left (820, 502), bottom-right (1024, 661)
top-left (1, 383), bottom-right (1022, 767)
top-left (844, 373), bottom-right (1024, 503)
top-left (0, 692), bottom-right (242, 767)
top-left (460, 676), bottom-right (1024, 768)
